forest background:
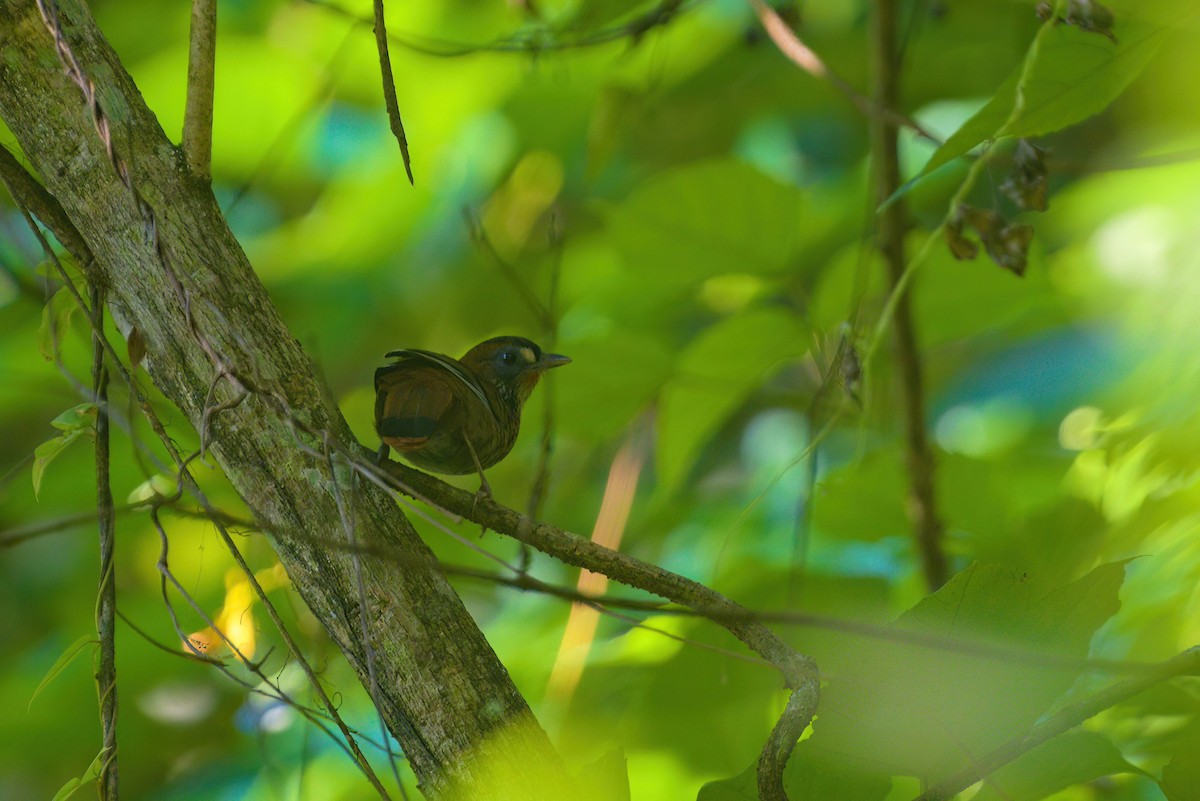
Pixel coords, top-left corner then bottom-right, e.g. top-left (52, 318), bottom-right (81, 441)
top-left (2, 0), bottom-right (1200, 800)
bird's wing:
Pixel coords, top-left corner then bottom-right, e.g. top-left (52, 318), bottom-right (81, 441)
top-left (381, 349), bottom-right (493, 414)
top-left (374, 363), bottom-right (457, 451)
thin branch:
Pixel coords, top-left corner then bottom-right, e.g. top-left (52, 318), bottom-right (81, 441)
top-left (750, 0), bottom-right (939, 144)
top-left (305, 0), bottom-right (686, 58)
top-left (183, 0), bottom-right (217, 181)
top-left (912, 646), bottom-right (1200, 801)
top-left (370, 452), bottom-right (817, 801)
top-left (374, 453), bottom-right (810, 680)
top-left (91, 283), bottom-right (118, 801)
top-left (372, 0), bottom-right (413, 184)
top-left (868, 0), bottom-right (946, 591)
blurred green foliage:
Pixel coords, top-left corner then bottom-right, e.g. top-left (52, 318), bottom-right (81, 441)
top-left (3, 0), bottom-right (1200, 799)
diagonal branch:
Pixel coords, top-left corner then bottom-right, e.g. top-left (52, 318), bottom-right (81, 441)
top-left (373, 454), bottom-right (819, 801)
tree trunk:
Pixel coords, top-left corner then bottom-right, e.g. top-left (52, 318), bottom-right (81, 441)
top-left (0, 1), bottom-right (570, 796)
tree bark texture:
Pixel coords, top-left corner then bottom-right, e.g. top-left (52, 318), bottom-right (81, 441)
top-left (0, 1), bottom-right (570, 796)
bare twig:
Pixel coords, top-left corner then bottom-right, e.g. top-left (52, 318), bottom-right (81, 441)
top-left (183, 0), bottom-right (217, 180)
top-left (91, 284), bottom-right (118, 801)
top-left (868, 0), bottom-right (946, 591)
top-left (751, 0), bottom-right (939, 144)
top-left (912, 647), bottom-right (1200, 801)
top-left (372, 0), bottom-right (414, 184)
top-left (371, 453), bottom-right (817, 801)
top-left (305, 0), bottom-right (686, 58)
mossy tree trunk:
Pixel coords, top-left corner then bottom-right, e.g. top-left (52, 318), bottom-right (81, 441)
top-left (0, 1), bottom-right (571, 796)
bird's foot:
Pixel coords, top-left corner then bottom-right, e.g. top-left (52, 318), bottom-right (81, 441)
top-left (472, 478), bottom-right (492, 535)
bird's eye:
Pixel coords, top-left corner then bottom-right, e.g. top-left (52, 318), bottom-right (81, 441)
top-left (500, 351), bottom-right (517, 365)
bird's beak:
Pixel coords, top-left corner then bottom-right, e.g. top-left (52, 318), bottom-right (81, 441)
top-left (535, 353), bottom-right (571, 371)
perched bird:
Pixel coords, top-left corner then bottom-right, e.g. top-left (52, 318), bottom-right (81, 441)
top-left (374, 336), bottom-right (570, 495)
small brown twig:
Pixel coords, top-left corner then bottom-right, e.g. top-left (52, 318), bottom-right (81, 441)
top-left (750, 0), bottom-right (940, 144)
top-left (372, 0), bottom-right (414, 184)
top-left (183, 0), bottom-right (217, 180)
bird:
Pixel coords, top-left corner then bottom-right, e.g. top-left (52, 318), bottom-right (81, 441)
top-left (374, 336), bottom-right (570, 497)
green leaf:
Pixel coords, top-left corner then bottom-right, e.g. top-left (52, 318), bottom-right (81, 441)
top-left (50, 777), bottom-right (84, 801)
top-left (920, 17), bottom-right (1169, 178)
top-left (49, 747), bottom-right (107, 801)
top-left (1160, 725), bottom-right (1200, 801)
top-left (658, 308), bottom-right (809, 488)
top-left (32, 403), bottom-right (96, 497)
top-left (51, 402), bottom-right (99, 432)
top-left (577, 748), bottom-right (630, 801)
top-left (810, 562), bottom-right (1127, 780)
top-left (37, 287), bottom-right (78, 360)
top-left (608, 159), bottom-right (806, 287)
top-left (126, 473), bottom-right (179, 505)
top-left (557, 330), bottom-right (674, 442)
top-left (972, 731), bottom-right (1141, 801)
top-left (32, 431), bottom-right (86, 500)
top-left (698, 765), bottom-right (758, 801)
top-left (28, 634), bottom-right (95, 711)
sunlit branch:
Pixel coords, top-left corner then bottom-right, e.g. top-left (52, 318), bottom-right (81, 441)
top-left (546, 433), bottom-right (646, 704)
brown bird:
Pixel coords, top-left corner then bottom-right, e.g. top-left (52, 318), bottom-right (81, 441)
top-left (374, 336), bottom-right (570, 495)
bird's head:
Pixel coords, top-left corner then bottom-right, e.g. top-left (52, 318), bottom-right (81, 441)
top-left (461, 336), bottom-right (570, 406)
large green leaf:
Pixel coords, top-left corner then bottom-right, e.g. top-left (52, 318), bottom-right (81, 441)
top-left (810, 562), bottom-right (1126, 780)
top-left (658, 308), bottom-right (809, 488)
top-left (608, 159), bottom-right (806, 287)
top-left (920, 16), bottom-right (1170, 177)
top-left (972, 731), bottom-right (1141, 801)
top-left (1160, 725), bottom-right (1200, 801)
